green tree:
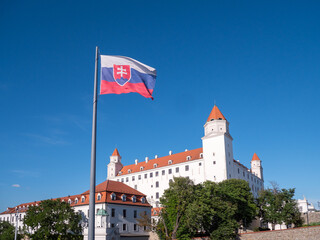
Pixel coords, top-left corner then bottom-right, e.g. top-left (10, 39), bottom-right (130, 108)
top-left (0, 221), bottom-right (21, 240)
top-left (158, 177), bottom-right (195, 239)
top-left (185, 179), bottom-right (257, 240)
top-left (257, 187), bottom-right (303, 229)
top-left (23, 199), bottom-right (83, 240)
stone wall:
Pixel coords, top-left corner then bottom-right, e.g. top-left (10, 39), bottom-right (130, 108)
top-left (301, 212), bottom-right (320, 224)
top-left (239, 226), bottom-right (320, 240)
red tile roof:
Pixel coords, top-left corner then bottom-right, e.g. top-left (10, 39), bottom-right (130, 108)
top-left (117, 148), bottom-right (203, 176)
top-left (151, 207), bottom-right (163, 216)
top-left (206, 105), bottom-right (226, 122)
top-left (112, 148), bottom-right (120, 156)
top-left (251, 153), bottom-right (260, 161)
top-left (0, 180), bottom-right (150, 215)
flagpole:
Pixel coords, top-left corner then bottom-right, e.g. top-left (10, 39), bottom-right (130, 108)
top-left (89, 46), bottom-right (99, 240)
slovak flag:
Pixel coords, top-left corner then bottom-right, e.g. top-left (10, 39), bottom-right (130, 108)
top-left (100, 55), bottom-right (157, 99)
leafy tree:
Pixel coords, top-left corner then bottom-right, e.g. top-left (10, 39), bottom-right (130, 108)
top-left (0, 221), bottom-right (21, 240)
top-left (23, 199), bottom-right (83, 240)
top-left (158, 177), bottom-right (195, 239)
top-left (257, 187), bottom-right (303, 229)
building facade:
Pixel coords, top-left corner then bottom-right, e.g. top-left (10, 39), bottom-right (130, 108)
top-left (107, 105), bottom-right (264, 207)
top-left (0, 180), bottom-right (151, 240)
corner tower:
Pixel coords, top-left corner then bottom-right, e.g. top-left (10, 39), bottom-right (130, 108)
top-left (107, 148), bottom-right (123, 179)
top-left (202, 105), bottom-right (234, 182)
top-left (251, 153), bottom-right (263, 180)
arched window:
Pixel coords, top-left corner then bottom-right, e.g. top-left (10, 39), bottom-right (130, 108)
top-left (68, 199), bottom-right (72, 204)
top-left (200, 153), bottom-right (203, 158)
top-left (97, 194), bottom-right (101, 201)
top-left (121, 194), bottom-right (126, 202)
top-left (140, 166), bottom-right (144, 171)
top-left (81, 196), bottom-right (85, 203)
top-left (168, 160), bottom-right (172, 165)
top-left (75, 198), bottom-right (78, 204)
top-left (153, 163), bottom-right (158, 168)
top-left (111, 193), bottom-right (116, 200)
top-left (141, 197), bottom-right (146, 203)
top-left (128, 169), bottom-right (132, 173)
top-left (186, 156), bottom-right (191, 161)
top-left (132, 195), bottom-right (136, 203)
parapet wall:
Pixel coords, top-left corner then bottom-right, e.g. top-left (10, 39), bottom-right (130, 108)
top-left (239, 225), bottom-right (320, 240)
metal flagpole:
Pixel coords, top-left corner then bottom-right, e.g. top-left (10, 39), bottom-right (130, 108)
top-left (88, 46), bottom-right (99, 240)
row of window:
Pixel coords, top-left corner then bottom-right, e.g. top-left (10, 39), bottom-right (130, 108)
top-left (121, 223), bottom-right (147, 231)
top-left (119, 165), bottom-right (192, 183)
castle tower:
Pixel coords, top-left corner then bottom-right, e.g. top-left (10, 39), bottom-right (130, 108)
top-left (107, 148), bottom-right (123, 179)
top-left (202, 105), bottom-right (234, 182)
top-left (251, 153), bottom-right (263, 180)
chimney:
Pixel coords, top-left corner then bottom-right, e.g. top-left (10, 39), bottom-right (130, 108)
top-left (145, 157), bottom-right (149, 163)
top-left (155, 155), bottom-right (158, 159)
top-left (185, 149), bottom-right (188, 152)
top-left (169, 150), bottom-right (172, 155)
top-left (135, 159), bottom-right (138, 165)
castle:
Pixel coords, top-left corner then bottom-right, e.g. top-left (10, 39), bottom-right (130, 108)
top-left (107, 105), bottom-right (264, 207)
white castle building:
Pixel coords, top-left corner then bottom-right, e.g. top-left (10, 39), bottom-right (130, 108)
top-left (107, 105), bottom-right (264, 207)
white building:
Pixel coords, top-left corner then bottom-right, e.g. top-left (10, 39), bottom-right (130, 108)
top-left (0, 180), bottom-right (151, 240)
top-left (297, 196), bottom-right (316, 213)
top-left (107, 105), bottom-right (264, 207)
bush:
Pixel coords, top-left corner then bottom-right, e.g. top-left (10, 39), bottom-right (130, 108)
top-left (253, 227), bottom-right (270, 232)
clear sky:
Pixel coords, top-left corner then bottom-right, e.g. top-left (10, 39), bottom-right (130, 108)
top-left (1, 0), bottom-right (319, 211)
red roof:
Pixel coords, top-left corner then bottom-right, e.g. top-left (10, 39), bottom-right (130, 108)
top-left (151, 207), bottom-right (163, 216)
top-left (251, 153), bottom-right (260, 161)
top-left (1, 180), bottom-right (150, 215)
top-left (118, 148), bottom-right (203, 176)
top-left (112, 148), bottom-right (120, 156)
top-left (206, 105), bottom-right (226, 122)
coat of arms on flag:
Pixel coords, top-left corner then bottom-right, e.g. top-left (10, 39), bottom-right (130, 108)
top-left (113, 64), bottom-right (131, 86)
top-left (100, 55), bottom-right (157, 99)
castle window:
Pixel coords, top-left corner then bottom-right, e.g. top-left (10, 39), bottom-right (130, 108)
top-left (238, 169), bottom-right (240, 174)
top-left (153, 163), bottom-right (158, 168)
top-left (140, 166), bottom-right (144, 171)
top-left (162, 170), bottom-right (165, 175)
top-left (168, 160), bottom-right (172, 165)
top-left (200, 153), bottom-right (203, 158)
top-left (81, 196), bottom-right (85, 203)
top-left (119, 171), bottom-right (122, 175)
top-left (75, 198), bottom-right (78, 204)
top-left (144, 173), bottom-right (147, 179)
top-left (128, 169), bottom-right (132, 173)
top-left (156, 192), bottom-right (159, 199)
top-left (132, 195), bottom-right (136, 203)
top-left (199, 163), bottom-right (202, 166)
top-left (138, 175), bottom-right (141, 180)
top-left (149, 172), bottom-right (153, 178)
top-left (176, 167), bottom-right (179, 173)
top-left (121, 178), bottom-right (124, 182)
top-left (111, 208), bottom-right (115, 217)
top-left (97, 194), bottom-right (101, 201)
top-left (123, 209), bottom-right (127, 218)
top-left (141, 197), bottom-right (146, 203)
top-left (185, 165), bottom-right (189, 171)
top-left (213, 161), bottom-right (216, 165)
top-left (121, 194), bottom-right (126, 201)
top-left (111, 193), bottom-right (116, 200)
top-left (134, 185), bottom-right (137, 189)
top-left (68, 199), bottom-right (72, 204)
top-left (156, 181), bottom-right (159, 188)
top-left (213, 152), bottom-right (215, 156)
top-left (126, 177), bottom-right (129, 182)
top-left (134, 210), bottom-right (137, 218)
top-left (155, 171), bottom-right (159, 177)
top-left (168, 169), bottom-right (172, 174)
top-left (186, 156), bottom-right (191, 161)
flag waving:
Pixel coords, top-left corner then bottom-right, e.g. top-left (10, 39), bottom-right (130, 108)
top-left (100, 55), bottom-right (157, 99)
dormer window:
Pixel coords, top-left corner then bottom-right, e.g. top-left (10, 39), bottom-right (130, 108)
top-left (153, 163), bottom-right (158, 168)
top-left (186, 156), bottom-right (191, 161)
top-left (200, 153), bottom-right (203, 158)
top-left (140, 166), bottom-right (144, 171)
top-left (75, 198), bottom-right (78, 204)
top-left (81, 196), bottom-right (85, 203)
top-left (121, 194), bottom-right (126, 202)
top-left (141, 197), bottom-right (146, 203)
top-left (68, 199), bottom-right (72, 204)
top-left (97, 194), bottom-right (101, 201)
top-left (111, 193), bottom-right (116, 200)
top-left (168, 160), bottom-right (172, 165)
top-left (132, 195), bottom-right (136, 203)
top-left (118, 171), bottom-right (122, 175)
top-left (128, 169), bottom-right (132, 173)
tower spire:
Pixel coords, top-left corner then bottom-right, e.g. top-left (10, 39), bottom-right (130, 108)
top-left (206, 105), bottom-right (226, 122)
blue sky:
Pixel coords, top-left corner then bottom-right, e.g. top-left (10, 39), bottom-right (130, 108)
top-left (1, 0), bottom-right (320, 211)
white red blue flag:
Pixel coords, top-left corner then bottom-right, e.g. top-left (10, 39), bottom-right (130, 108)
top-left (100, 55), bottom-right (156, 99)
